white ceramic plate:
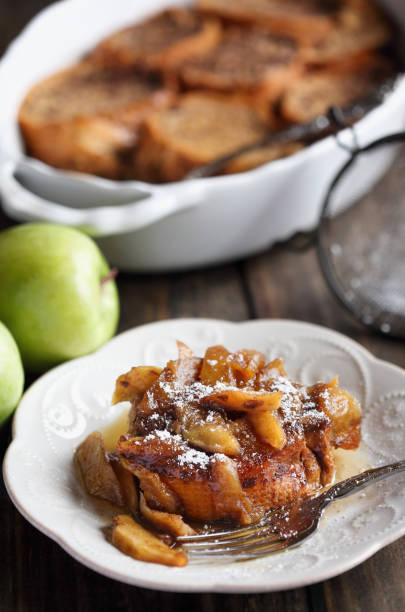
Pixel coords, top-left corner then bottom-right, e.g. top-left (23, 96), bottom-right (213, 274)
top-left (3, 319), bottom-right (405, 592)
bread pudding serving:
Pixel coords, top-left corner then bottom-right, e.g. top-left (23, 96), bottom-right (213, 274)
top-left (18, 0), bottom-right (398, 181)
top-left (75, 342), bottom-right (361, 566)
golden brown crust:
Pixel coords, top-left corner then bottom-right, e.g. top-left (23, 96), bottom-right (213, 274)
top-left (180, 26), bottom-right (303, 102)
top-left (302, 0), bottom-right (392, 67)
top-left (89, 8), bottom-right (222, 72)
top-left (280, 55), bottom-right (395, 124)
top-left (18, 62), bottom-right (174, 178)
top-left (134, 92), bottom-right (277, 183)
top-left (196, 0), bottom-right (339, 43)
top-left (115, 424), bottom-right (329, 523)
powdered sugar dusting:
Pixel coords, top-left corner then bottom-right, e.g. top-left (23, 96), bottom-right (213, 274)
top-left (177, 447), bottom-right (210, 469)
top-left (140, 428), bottom-right (213, 470)
top-left (131, 357), bottom-right (337, 472)
top-left (144, 429), bottom-right (179, 442)
top-left (158, 379), bottom-right (274, 411)
top-left (263, 375), bottom-right (329, 434)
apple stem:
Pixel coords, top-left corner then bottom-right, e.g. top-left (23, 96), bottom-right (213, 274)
top-left (101, 267), bottom-right (118, 286)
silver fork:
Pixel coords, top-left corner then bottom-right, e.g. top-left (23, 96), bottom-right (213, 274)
top-left (177, 459), bottom-right (405, 560)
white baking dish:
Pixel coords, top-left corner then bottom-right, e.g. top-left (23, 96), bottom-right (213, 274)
top-left (0, 0), bottom-right (404, 272)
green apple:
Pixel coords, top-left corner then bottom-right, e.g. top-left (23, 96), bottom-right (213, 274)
top-left (0, 223), bottom-right (119, 372)
top-left (0, 320), bottom-right (24, 424)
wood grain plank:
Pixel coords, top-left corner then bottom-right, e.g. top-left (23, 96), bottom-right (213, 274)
top-left (321, 540), bottom-right (405, 612)
top-left (117, 265), bottom-right (250, 333)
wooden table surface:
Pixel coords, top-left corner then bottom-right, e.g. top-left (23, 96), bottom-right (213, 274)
top-left (1, 3), bottom-right (404, 610)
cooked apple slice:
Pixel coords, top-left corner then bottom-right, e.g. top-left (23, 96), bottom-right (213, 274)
top-left (204, 389), bottom-right (282, 413)
top-left (179, 404), bottom-right (241, 455)
top-left (308, 378), bottom-right (361, 449)
top-left (323, 387), bottom-right (361, 449)
top-left (202, 387), bottom-right (284, 448)
top-left (200, 345), bottom-right (232, 385)
top-left (210, 455), bottom-right (252, 525)
top-left (200, 346), bottom-right (266, 386)
top-left (139, 493), bottom-right (195, 537)
top-left (248, 410), bottom-right (286, 450)
top-left (75, 431), bottom-right (124, 506)
top-left (118, 456), bottom-right (181, 514)
top-left (305, 426), bottom-right (335, 486)
top-left (329, 388), bottom-right (361, 449)
top-left (160, 341), bottom-right (201, 385)
top-left (112, 462), bottom-right (139, 513)
top-left (112, 366), bottom-right (162, 404)
top-left (229, 349), bottom-right (266, 384)
top-left (176, 340), bottom-right (194, 360)
top-left (111, 514), bottom-right (188, 567)
top-left (256, 358), bottom-right (287, 385)
top-left (300, 446), bottom-right (321, 493)
top-left (183, 422), bottom-right (241, 455)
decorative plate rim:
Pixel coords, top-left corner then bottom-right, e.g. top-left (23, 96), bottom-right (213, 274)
top-left (3, 318), bottom-right (405, 593)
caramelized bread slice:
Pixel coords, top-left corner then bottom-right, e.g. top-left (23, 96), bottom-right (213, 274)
top-left (197, 0), bottom-right (340, 43)
top-left (134, 92), bottom-right (298, 182)
top-left (89, 8), bottom-right (221, 71)
top-left (180, 26), bottom-right (302, 102)
top-left (18, 62), bottom-right (174, 178)
top-left (302, 0), bottom-right (392, 66)
top-left (281, 56), bottom-right (394, 124)
top-left (115, 431), bottom-right (313, 524)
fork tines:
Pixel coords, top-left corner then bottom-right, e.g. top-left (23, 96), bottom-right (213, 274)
top-left (177, 517), bottom-right (289, 559)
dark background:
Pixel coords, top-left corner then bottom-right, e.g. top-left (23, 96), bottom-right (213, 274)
top-left (1, 2), bottom-right (404, 611)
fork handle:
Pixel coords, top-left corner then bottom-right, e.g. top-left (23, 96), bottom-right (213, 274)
top-left (324, 459), bottom-right (405, 503)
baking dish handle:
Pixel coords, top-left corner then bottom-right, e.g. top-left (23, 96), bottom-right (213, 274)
top-left (0, 161), bottom-right (205, 236)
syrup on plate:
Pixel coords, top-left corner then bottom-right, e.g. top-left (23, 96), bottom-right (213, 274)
top-left (101, 408), bottom-right (130, 452)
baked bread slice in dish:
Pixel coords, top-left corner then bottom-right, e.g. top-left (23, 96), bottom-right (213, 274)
top-left (196, 0), bottom-right (341, 43)
top-left (281, 55), bottom-right (395, 124)
top-left (18, 62), bottom-right (174, 179)
top-left (89, 8), bottom-right (222, 72)
top-left (134, 91), bottom-right (299, 182)
top-left (302, 0), bottom-right (392, 67)
top-left (180, 26), bottom-right (302, 103)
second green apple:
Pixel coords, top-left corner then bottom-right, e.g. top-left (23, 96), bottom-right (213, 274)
top-left (0, 320), bottom-right (24, 424)
top-left (0, 223), bottom-right (119, 372)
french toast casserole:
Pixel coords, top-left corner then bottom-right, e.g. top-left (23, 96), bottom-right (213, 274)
top-left (19, 0), bottom-right (399, 182)
top-left (75, 342), bottom-right (362, 566)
